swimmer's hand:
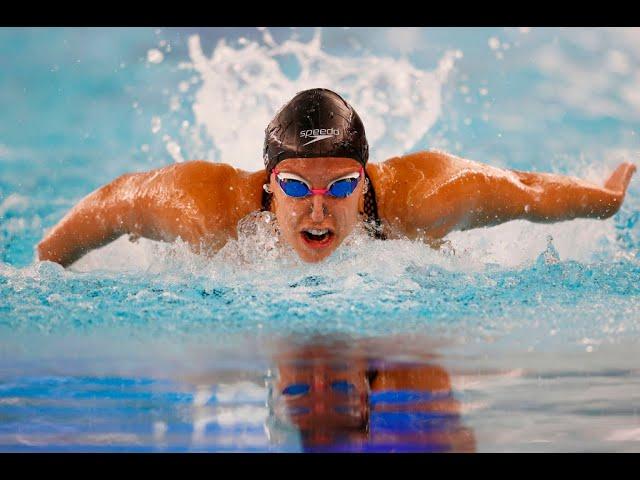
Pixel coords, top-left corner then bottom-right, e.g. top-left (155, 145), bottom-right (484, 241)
top-left (501, 161), bottom-right (636, 223)
top-left (604, 162), bottom-right (636, 199)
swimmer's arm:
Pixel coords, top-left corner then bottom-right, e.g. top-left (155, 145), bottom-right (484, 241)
top-left (459, 162), bottom-right (637, 230)
top-left (386, 153), bottom-right (636, 238)
top-left (37, 161), bottom-right (263, 267)
top-left (36, 172), bottom-right (143, 267)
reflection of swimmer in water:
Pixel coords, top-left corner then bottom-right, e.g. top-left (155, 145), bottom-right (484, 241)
top-left (38, 88), bottom-right (636, 266)
top-left (269, 338), bottom-right (475, 452)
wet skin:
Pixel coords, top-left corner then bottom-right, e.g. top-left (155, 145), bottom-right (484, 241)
top-left (37, 150), bottom-right (636, 267)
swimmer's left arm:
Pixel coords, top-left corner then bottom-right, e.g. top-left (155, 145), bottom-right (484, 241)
top-left (463, 161), bottom-right (637, 229)
top-left (377, 152), bottom-right (636, 238)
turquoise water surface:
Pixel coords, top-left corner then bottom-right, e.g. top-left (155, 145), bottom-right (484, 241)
top-left (1, 27), bottom-right (639, 452)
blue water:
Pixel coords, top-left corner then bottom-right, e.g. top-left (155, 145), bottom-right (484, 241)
top-left (1, 27), bottom-right (639, 452)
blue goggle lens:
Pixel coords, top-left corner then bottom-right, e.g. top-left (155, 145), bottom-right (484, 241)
top-left (329, 178), bottom-right (359, 198)
top-left (278, 179), bottom-right (310, 197)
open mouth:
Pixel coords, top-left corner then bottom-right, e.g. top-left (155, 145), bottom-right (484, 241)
top-left (300, 228), bottom-right (335, 248)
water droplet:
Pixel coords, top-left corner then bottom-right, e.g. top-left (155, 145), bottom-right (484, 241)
top-left (151, 117), bottom-right (162, 134)
top-left (147, 48), bottom-right (164, 64)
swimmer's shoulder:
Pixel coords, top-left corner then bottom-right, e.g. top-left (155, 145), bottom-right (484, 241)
top-left (366, 151), bottom-right (466, 216)
top-left (136, 160), bottom-right (266, 234)
top-left (143, 160), bottom-right (265, 205)
top-left (156, 160), bottom-right (256, 185)
top-left (366, 150), bottom-right (468, 189)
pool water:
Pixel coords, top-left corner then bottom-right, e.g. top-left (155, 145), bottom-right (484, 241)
top-left (0, 27), bottom-right (639, 452)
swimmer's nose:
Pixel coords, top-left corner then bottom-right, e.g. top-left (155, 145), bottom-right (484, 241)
top-left (310, 195), bottom-right (328, 222)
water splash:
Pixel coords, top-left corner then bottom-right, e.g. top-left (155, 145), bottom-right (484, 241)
top-left (180, 28), bottom-right (460, 170)
top-left (1, 27), bottom-right (638, 358)
top-left (537, 235), bottom-right (561, 265)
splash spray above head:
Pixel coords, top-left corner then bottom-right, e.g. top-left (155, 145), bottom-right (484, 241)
top-left (263, 88), bottom-right (369, 173)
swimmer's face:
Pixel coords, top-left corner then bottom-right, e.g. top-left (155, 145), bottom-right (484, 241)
top-left (269, 157), bottom-right (364, 263)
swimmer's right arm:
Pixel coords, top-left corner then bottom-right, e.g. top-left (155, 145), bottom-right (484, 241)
top-left (36, 172), bottom-right (142, 267)
top-left (37, 161), bottom-right (265, 267)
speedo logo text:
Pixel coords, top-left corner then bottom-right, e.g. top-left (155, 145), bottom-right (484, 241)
top-left (300, 128), bottom-right (340, 146)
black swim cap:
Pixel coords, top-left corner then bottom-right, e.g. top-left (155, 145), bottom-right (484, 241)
top-left (263, 88), bottom-right (369, 173)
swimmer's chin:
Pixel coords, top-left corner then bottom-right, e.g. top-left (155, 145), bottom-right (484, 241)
top-left (295, 247), bottom-right (336, 263)
top-left (294, 230), bottom-right (339, 263)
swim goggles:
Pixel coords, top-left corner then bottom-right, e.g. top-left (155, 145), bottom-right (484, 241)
top-left (272, 167), bottom-right (363, 199)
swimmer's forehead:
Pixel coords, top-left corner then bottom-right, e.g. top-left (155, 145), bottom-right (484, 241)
top-left (276, 157), bottom-right (362, 178)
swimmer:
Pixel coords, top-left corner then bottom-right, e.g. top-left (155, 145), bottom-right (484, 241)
top-left (37, 88), bottom-right (637, 266)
